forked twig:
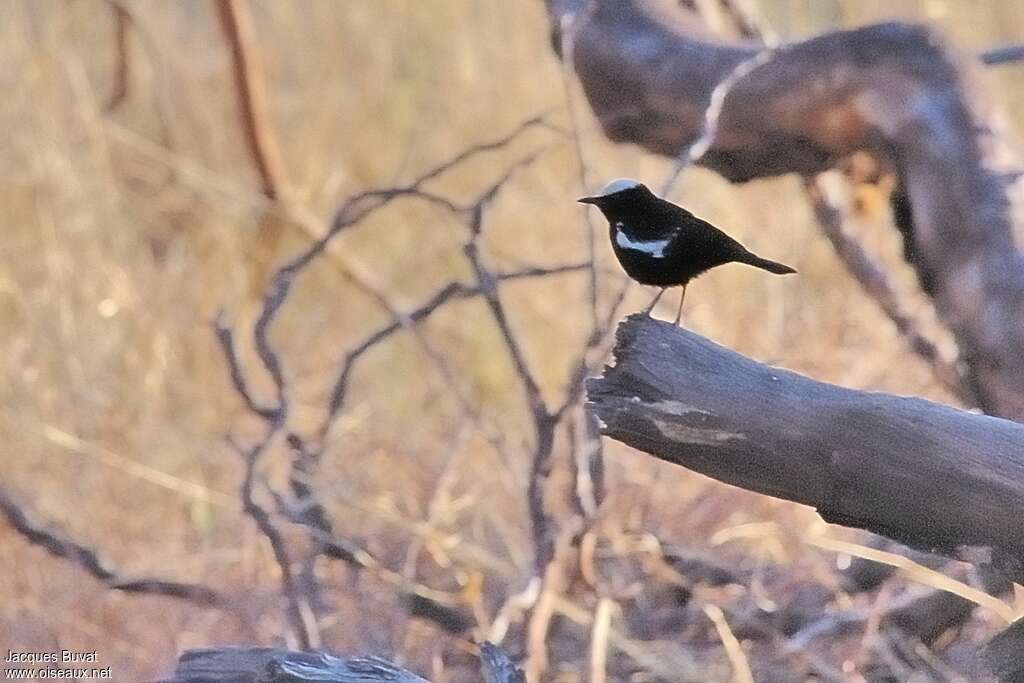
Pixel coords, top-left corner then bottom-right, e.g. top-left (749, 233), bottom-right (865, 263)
top-left (212, 116), bottom-right (583, 650)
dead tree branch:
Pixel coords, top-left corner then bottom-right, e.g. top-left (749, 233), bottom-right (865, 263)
top-left (211, 115), bottom-right (591, 652)
top-left (158, 643), bottom-right (527, 683)
top-left (981, 44), bottom-right (1024, 66)
top-left (231, 436), bottom-right (318, 649)
top-left (587, 315), bottom-right (1024, 580)
top-left (585, 312), bottom-right (1024, 672)
top-left (104, 0), bottom-right (132, 111)
top-left (544, 1), bottom-right (1024, 421)
top-left (802, 175), bottom-right (970, 402)
top-left (0, 487), bottom-right (223, 607)
top-left (213, 0), bottom-right (289, 200)
top-left (156, 647), bottom-right (429, 683)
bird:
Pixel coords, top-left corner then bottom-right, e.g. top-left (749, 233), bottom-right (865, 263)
top-left (579, 178), bottom-right (796, 324)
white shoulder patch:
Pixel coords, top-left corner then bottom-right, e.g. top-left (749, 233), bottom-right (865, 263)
top-left (615, 227), bottom-right (670, 258)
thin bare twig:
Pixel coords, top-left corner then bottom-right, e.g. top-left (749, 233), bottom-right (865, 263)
top-left (803, 175), bottom-right (972, 403)
top-left (213, 313), bottom-right (279, 420)
top-left (236, 116), bottom-right (555, 428)
top-left (212, 0), bottom-right (289, 200)
top-left (660, 44), bottom-right (782, 197)
top-left (463, 193), bottom-right (557, 574)
top-left (318, 263), bottom-right (586, 441)
top-left (557, 5), bottom-right (600, 331)
top-left (104, 1), bottom-right (132, 111)
top-left (704, 603), bottom-right (755, 683)
top-left (0, 487), bottom-right (223, 607)
top-left (981, 44), bottom-right (1024, 65)
top-left (465, 212), bottom-right (546, 421)
top-left (230, 435), bottom-right (318, 649)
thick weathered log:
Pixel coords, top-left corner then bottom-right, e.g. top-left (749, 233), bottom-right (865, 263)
top-left (155, 648), bottom-right (429, 683)
top-left (586, 315), bottom-right (1024, 577)
top-left (158, 643), bottom-right (526, 683)
top-left (981, 618), bottom-right (1024, 682)
top-left (546, 0), bottom-right (1024, 421)
top-left (480, 642), bottom-right (527, 683)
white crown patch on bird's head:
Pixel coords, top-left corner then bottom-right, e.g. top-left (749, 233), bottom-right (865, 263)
top-left (597, 178), bottom-right (645, 197)
top-left (577, 178), bottom-right (649, 205)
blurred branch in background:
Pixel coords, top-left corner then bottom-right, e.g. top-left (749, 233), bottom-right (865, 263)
top-left (0, 488), bottom-right (224, 608)
top-left (545, 0), bottom-right (1024, 421)
top-left (802, 175), bottom-right (971, 402)
top-left (7, 0), bottom-right (1024, 680)
top-left (680, 0), bottom-right (973, 405)
top-left (103, 1), bottom-right (131, 112)
top-left (101, 0), bottom-right (179, 163)
top-left (981, 43), bottom-right (1024, 66)
top-left (545, 0), bottom-right (1024, 677)
top-left (212, 0), bottom-right (296, 301)
top-left (212, 107), bottom-right (632, 664)
top-left (213, 0), bottom-right (289, 202)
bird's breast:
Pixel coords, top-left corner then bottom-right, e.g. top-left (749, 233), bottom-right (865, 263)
top-left (610, 222), bottom-right (704, 286)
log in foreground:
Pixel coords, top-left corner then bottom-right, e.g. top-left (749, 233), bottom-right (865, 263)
top-left (586, 315), bottom-right (1024, 578)
top-left (157, 644), bottom-right (526, 683)
top-left (155, 648), bottom-right (428, 683)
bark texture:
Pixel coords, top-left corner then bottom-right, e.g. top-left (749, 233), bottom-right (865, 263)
top-left (587, 314), bottom-right (1024, 580)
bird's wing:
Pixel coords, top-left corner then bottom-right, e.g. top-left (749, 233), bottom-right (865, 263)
top-left (682, 213), bottom-right (745, 253)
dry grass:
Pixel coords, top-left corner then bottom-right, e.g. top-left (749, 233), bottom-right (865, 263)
top-left (1, 0), bottom-right (1023, 680)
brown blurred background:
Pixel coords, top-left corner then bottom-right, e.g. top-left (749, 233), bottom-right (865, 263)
top-left (1, 1), bottom-right (1023, 681)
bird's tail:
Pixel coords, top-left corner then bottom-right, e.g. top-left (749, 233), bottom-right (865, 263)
top-left (740, 253), bottom-right (797, 275)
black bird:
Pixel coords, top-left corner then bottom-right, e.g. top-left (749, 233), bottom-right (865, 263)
top-left (579, 178), bottom-right (796, 324)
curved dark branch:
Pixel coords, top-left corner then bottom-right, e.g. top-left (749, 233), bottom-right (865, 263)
top-left (320, 263), bottom-right (586, 440)
top-left (0, 487), bottom-right (224, 608)
top-left (545, 1), bottom-right (1024, 420)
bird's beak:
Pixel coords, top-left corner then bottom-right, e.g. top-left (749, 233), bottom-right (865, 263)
top-left (577, 196), bottom-right (599, 205)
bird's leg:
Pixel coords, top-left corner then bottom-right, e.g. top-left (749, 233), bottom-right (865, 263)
top-left (673, 284), bottom-right (688, 326)
top-left (642, 288), bottom-right (666, 316)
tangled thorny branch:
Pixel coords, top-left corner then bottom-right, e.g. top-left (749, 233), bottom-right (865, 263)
top-left (210, 111), bottom-right (638, 656)
top-left (5, 4), bottom-right (621, 674)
